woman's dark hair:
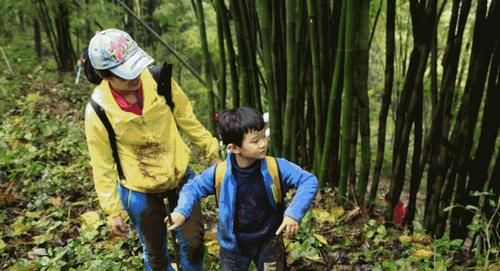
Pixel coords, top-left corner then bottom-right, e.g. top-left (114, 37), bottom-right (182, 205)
top-left (217, 107), bottom-right (265, 147)
top-left (81, 47), bottom-right (114, 85)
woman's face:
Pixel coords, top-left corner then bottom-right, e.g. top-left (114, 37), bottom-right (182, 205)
top-left (107, 75), bottom-right (141, 92)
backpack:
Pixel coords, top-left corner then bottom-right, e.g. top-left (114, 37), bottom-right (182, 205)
top-left (89, 62), bottom-right (173, 181)
top-left (214, 156), bottom-right (283, 206)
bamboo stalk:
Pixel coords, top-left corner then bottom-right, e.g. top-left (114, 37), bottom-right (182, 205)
top-left (282, 0), bottom-right (297, 159)
top-left (338, 0), bottom-right (355, 204)
top-left (0, 46), bottom-right (15, 76)
top-left (318, 0), bottom-right (345, 186)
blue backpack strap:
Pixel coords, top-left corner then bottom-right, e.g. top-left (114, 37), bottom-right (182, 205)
top-left (89, 98), bottom-right (125, 181)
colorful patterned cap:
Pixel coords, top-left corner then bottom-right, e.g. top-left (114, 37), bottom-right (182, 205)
top-left (88, 29), bottom-right (154, 80)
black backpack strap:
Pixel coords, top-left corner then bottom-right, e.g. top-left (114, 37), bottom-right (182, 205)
top-left (154, 62), bottom-right (174, 111)
top-left (89, 98), bottom-right (125, 181)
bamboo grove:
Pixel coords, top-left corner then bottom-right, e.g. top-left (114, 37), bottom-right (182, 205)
top-left (17, 0), bottom-right (499, 241)
top-left (194, 0), bottom-right (499, 240)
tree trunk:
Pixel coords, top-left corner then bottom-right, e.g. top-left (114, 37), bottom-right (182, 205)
top-left (38, 0), bottom-right (75, 72)
top-left (387, 0), bottom-right (436, 222)
top-left (449, 9), bottom-right (500, 238)
top-left (456, 42), bottom-right (499, 236)
top-left (270, 0), bottom-right (286, 155)
top-left (54, 2), bottom-right (75, 71)
top-left (354, 0), bottom-right (370, 204)
top-left (424, 0), bottom-right (469, 232)
top-left (34, 19), bottom-right (42, 58)
top-left (349, 97), bottom-right (359, 196)
top-left (256, 0), bottom-right (280, 155)
top-left (307, 0), bottom-right (323, 173)
top-left (484, 152), bottom-right (500, 244)
top-left (282, 0), bottom-right (298, 160)
top-left (144, 0), bottom-right (156, 48)
top-left (216, 0), bottom-right (239, 108)
top-left (370, 0), bottom-right (395, 206)
top-left (193, 0), bottom-right (216, 133)
top-left (338, 0), bottom-right (355, 204)
top-left (319, 0), bottom-right (345, 187)
top-left (231, 0), bottom-right (251, 107)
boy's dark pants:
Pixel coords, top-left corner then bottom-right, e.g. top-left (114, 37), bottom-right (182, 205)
top-left (220, 235), bottom-right (285, 271)
top-left (118, 167), bottom-right (204, 271)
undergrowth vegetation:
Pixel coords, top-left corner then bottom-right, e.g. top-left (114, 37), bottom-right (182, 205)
top-left (0, 36), bottom-right (498, 271)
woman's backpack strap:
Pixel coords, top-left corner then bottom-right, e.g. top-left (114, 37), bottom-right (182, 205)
top-left (89, 98), bottom-right (125, 181)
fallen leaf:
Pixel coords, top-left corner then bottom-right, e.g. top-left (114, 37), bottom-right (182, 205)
top-left (10, 216), bottom-right (31, 236)
top-left (399, 235), bottom-right (412, 245)
top-left (26, 92), bottom-right (40, 103)
top-left (33, 234), bottom-right (53, 245)
top-left (25, 210), bottom-right (43, 218)
top-left (412, 248), bottom-right (433, 258)
top-left (205, 240), bottom-right (220, 258)
top-left (331, 206), bottom-right (346, 220)
top-left (27, 248), bottom-right (47, 259)
top-left (312, 206), bottom-right (344, 224)
top-left (311, 208), bottom-right (330, 223)
top-left (412, 233), bottom-right (432, 245)
top-left (50, 197), bottom-right (62, 206)
top-left (203, 225), bottom-right (217, 241)
top-left (79, 211), bottom-right (103, 231)
top-left (313, 233), bottom-right (329, 245)
top-left (341, 206), bottom-right (361, 223)
top-left (108, 234), bottom-right (127, 242)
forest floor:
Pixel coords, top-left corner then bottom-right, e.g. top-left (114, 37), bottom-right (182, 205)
top-left (0, 45), bottom-right (498, 270)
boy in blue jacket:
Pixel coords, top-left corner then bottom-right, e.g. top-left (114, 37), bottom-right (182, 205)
top-left (165, 107), bottom-right (318, 271)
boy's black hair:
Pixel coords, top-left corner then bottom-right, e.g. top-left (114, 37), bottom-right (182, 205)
top-left (217, 107), bottom-right (265, 147)
top-left (81, 47), bottom-right (113, 85)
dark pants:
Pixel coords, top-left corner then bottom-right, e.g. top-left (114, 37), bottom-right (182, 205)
top-left (118, 167), bottom-right (204, 271)
top-left (219, 236), bottom-right (285, 271)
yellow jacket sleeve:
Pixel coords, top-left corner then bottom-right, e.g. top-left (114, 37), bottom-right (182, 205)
top-left (84, 104), bottom-right (127, 221)
top-left (171, 79), bottom-right (219, 160)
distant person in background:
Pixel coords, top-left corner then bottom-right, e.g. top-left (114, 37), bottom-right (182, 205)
top-left (384, 193), bottom-right (406, 227)
top-left (83, 28), bottom-right (219, 271)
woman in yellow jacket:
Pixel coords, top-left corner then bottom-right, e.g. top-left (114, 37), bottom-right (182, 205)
top-left (83, 28), bottom-right (218, 271)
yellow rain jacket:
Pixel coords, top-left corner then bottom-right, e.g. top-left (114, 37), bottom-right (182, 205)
top-left (84, 69), bottom-right (219, 220)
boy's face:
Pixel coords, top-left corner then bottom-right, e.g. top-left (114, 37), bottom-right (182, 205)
top-left (231, 129), bottom-right (268, 161)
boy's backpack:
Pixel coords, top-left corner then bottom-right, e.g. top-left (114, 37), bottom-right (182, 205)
top-left (89, 62), bottom-right (173, 181)
top-left (214, 156), bottom-right (283, 206)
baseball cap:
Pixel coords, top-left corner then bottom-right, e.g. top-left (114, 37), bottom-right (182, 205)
top-left (88, 29), bottom-right (154, 80)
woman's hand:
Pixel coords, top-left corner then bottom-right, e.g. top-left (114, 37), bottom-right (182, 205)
top-left (111, 216), bottom-right (130, 236)
top-left (275, 216), bottom-right (299, 239)
top-left (164, 212), bottom-right (186, 231)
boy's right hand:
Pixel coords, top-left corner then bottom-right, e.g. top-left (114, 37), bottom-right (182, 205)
top-left (164, 212), bottom-right (186, 231)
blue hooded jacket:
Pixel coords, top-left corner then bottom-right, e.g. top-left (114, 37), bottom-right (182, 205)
top-left (174, 153), bottom-right (318, 252)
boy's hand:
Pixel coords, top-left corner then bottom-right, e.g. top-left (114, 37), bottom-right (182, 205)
top-left (275, 216), bottom-right (299, 239)
top-left (164, 212), bottom-right (186, 231)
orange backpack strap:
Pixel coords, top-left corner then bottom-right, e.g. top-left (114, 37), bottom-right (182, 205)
top-left (265, 156), bottom-right (282, 204)
top-left (214, 161), bottom-right (226, 205)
